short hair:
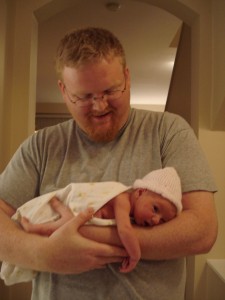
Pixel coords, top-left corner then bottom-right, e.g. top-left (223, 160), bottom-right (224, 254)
top-left (55, 27), bottom-right (126, 78)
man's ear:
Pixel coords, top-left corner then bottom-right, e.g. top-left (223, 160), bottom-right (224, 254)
top-left (124, 67), bottom-right (130, 83)
top-left (58, 80), bottom-right (67, 105)
top-left (58, 80), bottom-right (65, 95)
top-left (124, 67), bottom-right (132, 91)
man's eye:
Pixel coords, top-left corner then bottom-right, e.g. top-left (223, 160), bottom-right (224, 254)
top-left (105, 90), bottom-right (116, 96)
top-left (80, 94), bottom-right (93, 100)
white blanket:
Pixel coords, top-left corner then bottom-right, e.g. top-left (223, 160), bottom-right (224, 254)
top-left (0, 182), bottom-right (130, 285)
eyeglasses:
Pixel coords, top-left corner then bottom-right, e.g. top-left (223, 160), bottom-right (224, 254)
top-left (64, 77), bottom-right (126, 108)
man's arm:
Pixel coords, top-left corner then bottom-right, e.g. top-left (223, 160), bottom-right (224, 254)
top-left (0, 199), bottom-right (127, 274)
top-left (0, 199), bottom-right (47, 269)
top-left (80, 191), bottom-right (218, 260)
top-left (0, 199), bottom-right (16, 216)
top-left (136, 191), bottom-right (218, 259)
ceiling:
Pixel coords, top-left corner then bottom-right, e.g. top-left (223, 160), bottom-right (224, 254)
top-left (36, 0), bottom-right (182, 110)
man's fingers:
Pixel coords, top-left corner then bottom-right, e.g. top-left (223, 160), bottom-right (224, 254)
top-left (96, 243), bottom-right (128, 258)
top-left (70, 207), bottom-right (95, 229)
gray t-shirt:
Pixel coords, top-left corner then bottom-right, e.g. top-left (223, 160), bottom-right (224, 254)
top-left (0, 109), bottom-right (216, 300)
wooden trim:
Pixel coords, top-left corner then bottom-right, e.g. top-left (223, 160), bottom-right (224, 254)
top-left (36, 102), bottom-right (69, 114)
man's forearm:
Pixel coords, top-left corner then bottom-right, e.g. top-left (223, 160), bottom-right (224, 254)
top-left (135, 211), bottom-right (215, 260)
top-left (0, 207), bottom-right (48, 270)
top-left (81, 212), bottom-right (215, 260)
top-left (139, 191), bottom-right (217, 260)
top-left (80, 191), bottom-right (218, 261)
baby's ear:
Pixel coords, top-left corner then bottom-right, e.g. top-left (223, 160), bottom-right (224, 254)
top-left (136, 188), bottom-right (145, 197)
top-left (132, 189), bottom-right (140, 199)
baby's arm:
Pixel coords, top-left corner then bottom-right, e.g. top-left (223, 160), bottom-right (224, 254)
top-left (113, 193), bottom-right (141, 273)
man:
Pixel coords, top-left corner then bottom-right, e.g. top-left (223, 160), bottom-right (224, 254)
top-left (0, 27), bottom-right (218, 299)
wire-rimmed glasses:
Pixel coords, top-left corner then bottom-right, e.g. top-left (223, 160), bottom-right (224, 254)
top-left (64, 77), bottom-right (126, 108)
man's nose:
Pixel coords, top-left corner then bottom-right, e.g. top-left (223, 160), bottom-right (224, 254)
top-left (92, 95), bottom-right (108, 111)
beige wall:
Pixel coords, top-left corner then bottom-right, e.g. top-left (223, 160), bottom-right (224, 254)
top-left (195, 130), bottom-right (225, 299)
top-left (0, 0), bottom-right (224, 299)
top-left (0, 0), bottom-right (38, 171)
top-left (0, 1), bottom-right (6, 169)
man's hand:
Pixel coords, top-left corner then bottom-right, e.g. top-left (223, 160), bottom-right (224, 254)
top-left (19, 198), bottom-right (128, 274)
top-left (0, 198), bottom-right (127, 275)
top-left (40, 207), bottom-right (128, 274)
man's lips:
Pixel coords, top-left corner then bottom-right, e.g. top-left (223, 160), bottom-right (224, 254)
top-left (92, 111), bottom-right (112, 122)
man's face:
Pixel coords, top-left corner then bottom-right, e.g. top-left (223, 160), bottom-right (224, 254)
top-left (58, 57), bottom-right (131, 142)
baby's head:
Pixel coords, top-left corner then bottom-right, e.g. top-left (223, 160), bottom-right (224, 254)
top-left (132, 167), bottom-right (182, 226)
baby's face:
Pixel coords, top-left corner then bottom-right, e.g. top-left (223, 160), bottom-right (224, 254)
top-left (132, 189), bottom-right (177, 226)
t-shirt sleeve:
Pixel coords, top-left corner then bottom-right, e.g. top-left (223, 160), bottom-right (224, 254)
top-left (159, 112), bottom-right (217, 193)
top-left (0, 135), bottom-right (41, 208)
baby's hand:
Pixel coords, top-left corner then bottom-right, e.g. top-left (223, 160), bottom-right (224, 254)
top-left (20, 197), bottom-right (74, 236)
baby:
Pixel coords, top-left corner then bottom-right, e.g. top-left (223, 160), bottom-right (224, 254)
top-left (0, 167), bottom-right (182, 285)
